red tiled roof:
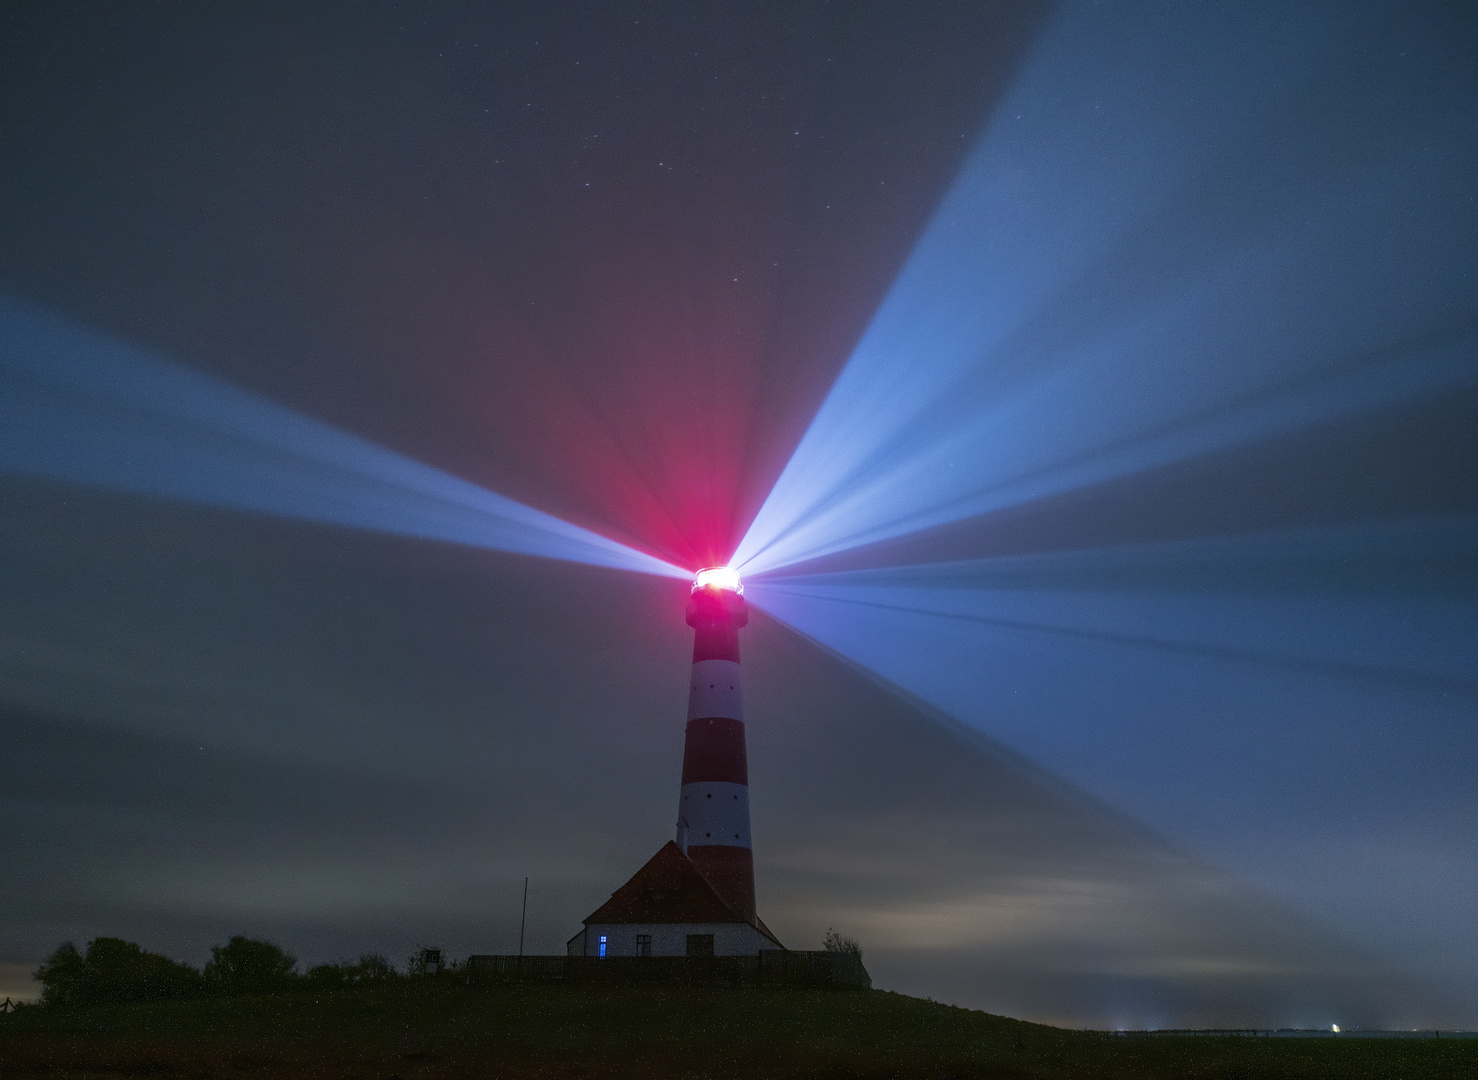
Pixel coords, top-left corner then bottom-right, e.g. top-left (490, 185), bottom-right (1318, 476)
top-left (583, 841), bottom-right (782, 946)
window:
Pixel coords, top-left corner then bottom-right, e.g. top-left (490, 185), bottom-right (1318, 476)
top-left (635, 934), bottom-right (652, 957)
top-left (686, 933), bottom-right (715, 958)
top-left (598, 934), bottom-right (607, 958)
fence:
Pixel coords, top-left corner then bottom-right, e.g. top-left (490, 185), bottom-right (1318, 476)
top-left (464, 951), bottom-right (870, 990)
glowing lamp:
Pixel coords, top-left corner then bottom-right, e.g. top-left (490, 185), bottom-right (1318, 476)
top-left (692, 566), bottom-right (743, 594)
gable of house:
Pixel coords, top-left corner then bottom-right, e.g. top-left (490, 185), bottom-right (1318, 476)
top-left (581, 840), bottom-right (782, 947)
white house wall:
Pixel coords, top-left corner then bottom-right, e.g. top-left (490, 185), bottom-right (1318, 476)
top-left (580, 922), bottom-right (774, 957)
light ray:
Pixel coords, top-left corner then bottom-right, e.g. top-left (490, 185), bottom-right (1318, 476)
top-left (745, 514), bottom-right (1478, 860)
top-left (731, 0), bottom-right (1478, 1003)
top-left (0, 297), bottom-right (688, 579)
top-left (734, 2), bottom-right (1478, 576)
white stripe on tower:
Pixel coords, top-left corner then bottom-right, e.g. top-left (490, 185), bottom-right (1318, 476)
top-left (687, 658), bottom-right (742, 722)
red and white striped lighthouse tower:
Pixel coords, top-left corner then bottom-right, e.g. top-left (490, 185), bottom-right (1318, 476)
top-left (570, 564), bottom-right (780, 957)
top-left (676, 566), bottom-right (755, 921)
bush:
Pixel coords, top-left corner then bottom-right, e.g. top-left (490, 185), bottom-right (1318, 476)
top-left (355, 952), bottom-right (396, 980)
top-left (36, 938), bottom-right (204, 1008)
top-left (204, 936), bottom-right (297, 996)
top-left (34, 943), bottom-right (84, 1005)
top-left (305, 953), bottom-right (398, 989)
top-left (305, 962), bottom-right (350, 989)
top-left (822, 928), bottom-right (862, 960)
top-left (35, 936), bottom-right (407, 1007)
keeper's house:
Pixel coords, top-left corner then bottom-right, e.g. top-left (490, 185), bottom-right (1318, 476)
top-left (568, 841), bottom-right (782, 958)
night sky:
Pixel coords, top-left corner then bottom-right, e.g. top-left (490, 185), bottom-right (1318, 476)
top-left (2, 2), bottom-right (1475, 1029)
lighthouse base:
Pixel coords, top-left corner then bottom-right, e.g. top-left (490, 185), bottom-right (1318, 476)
top-left (571, 841), bottom-right (781, 960)
top-left (569, 921), bottom-right (775, 958)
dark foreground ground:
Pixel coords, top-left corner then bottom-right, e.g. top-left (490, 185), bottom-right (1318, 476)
top-left (1, 983), bottom-right (1474, 1079)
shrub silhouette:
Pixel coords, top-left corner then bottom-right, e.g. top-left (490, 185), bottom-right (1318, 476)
top-left (34, 936), bottom-right (402, 1007)
top-left (34, 943), bottom-right (84, 1005)
top-left (36, 938), bottom-right (203, 1007)
top-left (822, 928), bottom-right (863, 960)
top-left (304, 953), bottom-right (399, 989)
top-left (354, 952), bottom-right (396, 980)
top-left (305, 962), bottom-right (349, 989)
top-left (204, 936), bottom-right (297, 995)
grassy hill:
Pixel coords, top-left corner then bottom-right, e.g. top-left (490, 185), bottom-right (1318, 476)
top-left (1, 981), bottom-right (1474, 1079)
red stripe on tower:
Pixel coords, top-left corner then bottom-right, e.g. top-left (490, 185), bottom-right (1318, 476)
top-left (677, 566), bottom-right (755, 922)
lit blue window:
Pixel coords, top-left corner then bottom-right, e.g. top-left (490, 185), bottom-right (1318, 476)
top-left (598, 934), bottom-right (607, 958)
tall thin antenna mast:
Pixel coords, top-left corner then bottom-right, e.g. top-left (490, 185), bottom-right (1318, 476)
top-left (518, 876), bottom-right (529, 958)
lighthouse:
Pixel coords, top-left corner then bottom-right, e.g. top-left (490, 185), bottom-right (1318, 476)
top-left (677, 565), bottom-right (755, 919)
top-left (569, 566), bottom-right (781, 957)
